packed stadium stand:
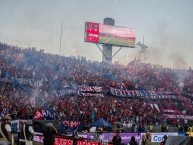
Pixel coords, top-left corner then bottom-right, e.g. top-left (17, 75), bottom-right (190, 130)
top-left (1, 42), bottom-right (193, 133)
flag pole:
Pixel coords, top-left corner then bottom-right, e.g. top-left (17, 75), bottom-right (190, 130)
top-left (59, 22), bottom-right (63, 55)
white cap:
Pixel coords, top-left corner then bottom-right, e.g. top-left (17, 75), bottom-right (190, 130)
top-left (26, 120), bottom-right (33, 125)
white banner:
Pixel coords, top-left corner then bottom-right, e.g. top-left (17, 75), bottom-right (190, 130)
top-left (80, 85), bottom-right (102, 92)
top-left (151, 133), bottom-right (178, 142)
top-left (164, 114), bottom-right (193, 120)
top-left (141, 132), bottom-right (178, 142)
top-left (34, 133), bottom-right (43, 143)
top-left (11, 120), bottom-right (26, 132)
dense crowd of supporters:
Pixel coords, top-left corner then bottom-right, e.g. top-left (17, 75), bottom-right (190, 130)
top-left (0, 42), bottom-right (193, 131)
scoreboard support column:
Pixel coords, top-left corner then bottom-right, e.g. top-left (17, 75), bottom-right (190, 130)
top-left (102, 18), bottom-right (115, 63)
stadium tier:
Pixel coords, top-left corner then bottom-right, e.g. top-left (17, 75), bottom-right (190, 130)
top-left (0, 42), bottom-right (193, 133)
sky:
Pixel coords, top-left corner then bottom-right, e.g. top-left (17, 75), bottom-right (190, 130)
top-left (0, 0), bottom-right (193, 69)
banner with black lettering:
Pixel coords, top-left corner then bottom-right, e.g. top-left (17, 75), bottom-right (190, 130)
top-left (54, 88), bottom-right (77, 97)
top-left (54, 84), bottom-right (177, 99)
top-left (81, 93), bottom-right (104, 97)
top-left (147, 95), bottom-right (176, 99)
top-left (164, 114), bottom-right (193, 120)
top-left (109, 87), bottom-right (176, 98)
top-left (80, 85), bottom-right (103, 93)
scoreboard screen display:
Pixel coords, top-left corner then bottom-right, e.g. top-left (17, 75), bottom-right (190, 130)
top-left (84, 22), bottom-right (135, 47)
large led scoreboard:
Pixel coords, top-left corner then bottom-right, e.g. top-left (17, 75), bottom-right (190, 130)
top-left (84, 22), bottom-right (136, 47)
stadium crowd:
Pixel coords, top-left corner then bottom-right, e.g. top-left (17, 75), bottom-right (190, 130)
top-left (0, 42), bottom-right (193, 133)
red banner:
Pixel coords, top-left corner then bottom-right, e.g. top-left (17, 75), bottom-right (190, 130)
top-left (34, 109), bottom-right (54, 120)
top-left (54, 138), bottom-right (73, 145)
top-left (77, 140), bottom-right (99, 145)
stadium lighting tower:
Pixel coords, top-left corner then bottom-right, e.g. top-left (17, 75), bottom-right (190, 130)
top-left (137, 38), bottom-right (148, 62)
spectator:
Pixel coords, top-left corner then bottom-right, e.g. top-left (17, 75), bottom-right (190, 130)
top-left (128, 136), bottom-right (138, 145)
top-left (0, 115), bottom-right (13, 145)
top-left (0, 42), bottom-right (193, 134)
top-left (93, 130), bottom-right (100, 142)
top-left (19, 119), bottom-right (35, 145)
top-left (112, 132), bottom-right (122, 145)
top-left (144, 130), bottom-right (151, 145)
top-left (160, 135), bottom-right (167, 145)
top-left (139, 134), bottom-right (146, 145)
top-left (42, 123), bottom-right (57, 145)
top-left (188, 124), bottom-right (192, 132)
top-left (148, 123), bottom-right (153, 132)
top-left (141, 124), bottom-right (146, 133)
top-left (137, 124), bottom-right (142, 133)
top-left (72, 127), bottom-right (79, 145)
top-left (63, 122), bottom-right (70, 134)
top-left (122, 121), bottom-right (127, 132)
